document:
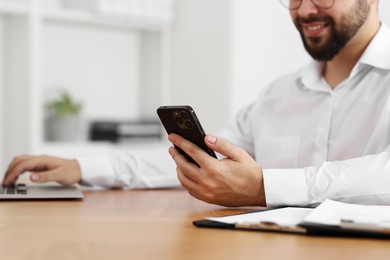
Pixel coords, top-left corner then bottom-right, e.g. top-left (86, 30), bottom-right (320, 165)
top-left (206, 207), bottom-right (312, 233)
top-left (304, 199), bottom-right (390, 228)
top-left (194, 199), bottom-right (390, 238)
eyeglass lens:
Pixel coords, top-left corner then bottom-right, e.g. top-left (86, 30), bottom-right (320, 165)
top-left (279, 0), bottom-right (335, 10)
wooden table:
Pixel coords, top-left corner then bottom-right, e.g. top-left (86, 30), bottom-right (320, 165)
top-left (0, 188), bottom-right (389, 260)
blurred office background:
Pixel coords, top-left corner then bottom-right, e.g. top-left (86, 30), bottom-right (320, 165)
top-left (0, 0), bottom-right (389, 175)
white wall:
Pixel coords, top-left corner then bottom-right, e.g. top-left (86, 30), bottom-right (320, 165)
top-left (0, 16), bottom-right (30, 174)
top-left (42, 21), bottom-right (141, 121)
top-left (170, 0), bottom-right (230, 133)
top-left (231, 0), bottom-right (310, 114)
top-left (379, 1), bottom-right (390, 23)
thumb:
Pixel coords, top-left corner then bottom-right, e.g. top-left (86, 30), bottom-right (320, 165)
top-left (204, 134), bottom-right (243, 160)
top-left (30, 169), bottom-right (61, 183)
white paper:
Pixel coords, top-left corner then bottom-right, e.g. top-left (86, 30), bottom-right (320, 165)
top-left (207, 207), bottom-right (313, 227)
top-left (303, 199), bottom-right (390, 227)
top-left (206, 199), bottom-right (390, 230)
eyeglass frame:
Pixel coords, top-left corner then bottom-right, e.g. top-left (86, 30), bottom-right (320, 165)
top-left (279, 0), bottom-right (336, 10)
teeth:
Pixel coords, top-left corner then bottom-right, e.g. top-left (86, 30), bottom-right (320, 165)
top-left (307, 25), bottom-right (323, 31)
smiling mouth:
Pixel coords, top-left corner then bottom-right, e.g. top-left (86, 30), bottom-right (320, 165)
top-left (306, 24), bottom-right (325, 31)
top-left (302, 23), bottom-right (329, 37)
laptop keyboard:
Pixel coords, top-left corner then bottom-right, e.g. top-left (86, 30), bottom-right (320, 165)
top-left (0, 183), bottom-right (27, 195)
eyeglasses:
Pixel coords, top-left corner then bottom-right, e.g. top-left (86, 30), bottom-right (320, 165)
top-left (279, 0), bottom-right (336, 10)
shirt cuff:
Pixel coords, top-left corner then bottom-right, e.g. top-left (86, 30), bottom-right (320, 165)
top-left (76, 153), bottom-right (116, 187)
top-left (262, 168), bottom-right (309, 207)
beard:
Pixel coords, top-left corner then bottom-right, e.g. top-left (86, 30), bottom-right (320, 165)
top-left (294, 0), bottom-right (370, 61)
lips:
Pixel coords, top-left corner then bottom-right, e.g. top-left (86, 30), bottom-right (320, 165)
top-left (302, 22), bottom-right (329, 37)
top-left (296, 15), bottom-right (332, 38)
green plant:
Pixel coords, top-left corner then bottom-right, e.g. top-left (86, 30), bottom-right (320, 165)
top-left (46, 90), bottom-right (82, 118)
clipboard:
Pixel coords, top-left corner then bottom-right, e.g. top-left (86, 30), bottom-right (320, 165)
top-left (299, 221), bottom-right (390, 239)
top-left (194, 219), bottom-right (307, 234)
top-left (193, 199), bottom-right (390, 239)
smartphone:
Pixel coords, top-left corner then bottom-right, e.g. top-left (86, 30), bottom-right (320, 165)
top-left (157, 105), bottom-right (217, 165)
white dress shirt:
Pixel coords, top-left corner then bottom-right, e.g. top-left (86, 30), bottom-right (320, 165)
top-left (78, 23), bottom-right (390, 206)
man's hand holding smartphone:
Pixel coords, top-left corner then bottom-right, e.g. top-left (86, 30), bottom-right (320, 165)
top-left (158, 105), bottom-right (266, 207)
top-left (168, 133), bottom-right (266, 207)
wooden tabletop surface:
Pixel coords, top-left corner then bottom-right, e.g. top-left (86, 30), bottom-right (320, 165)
top-left (0, 188), bottom-right (389, 260)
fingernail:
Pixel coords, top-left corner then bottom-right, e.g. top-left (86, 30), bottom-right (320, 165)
top-left (31, 174), bottom-right (39, 182)
top-left (207, 134), bottom-right (217, 144)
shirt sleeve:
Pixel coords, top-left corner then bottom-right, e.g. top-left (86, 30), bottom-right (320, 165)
top-left (76, 144), bottom-right (180, 189)
top-left (263, 146), bottom-right (390, 207)
top-left (263, 168), bottom-right (309, 206)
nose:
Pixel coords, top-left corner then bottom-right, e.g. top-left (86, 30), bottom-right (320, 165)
top-left (297, 0), bottom-right (320, 17)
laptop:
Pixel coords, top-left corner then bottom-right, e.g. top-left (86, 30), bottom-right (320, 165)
top-left (0, 183), bottom-right (84, 200)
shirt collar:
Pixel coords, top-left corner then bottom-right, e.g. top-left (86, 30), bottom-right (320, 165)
top-left (358, 23), bottom-right (390, 70)
top-left (299, 61), bottom-right (330, 92)
top-left (299, 22), bottom-right (390, 91)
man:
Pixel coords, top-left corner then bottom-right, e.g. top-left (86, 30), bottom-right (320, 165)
top-left (3, 0), bottom-right (390, 207)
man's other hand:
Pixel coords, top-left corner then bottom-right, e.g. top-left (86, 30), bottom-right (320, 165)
top-left (2, 155), bottom-right (81, 187)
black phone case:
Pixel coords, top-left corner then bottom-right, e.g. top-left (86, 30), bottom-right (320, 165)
top-left (157, 105), bottom-right (217, 165)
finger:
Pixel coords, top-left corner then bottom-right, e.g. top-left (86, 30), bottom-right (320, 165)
top-left (5, 155), bottom-right (31, 173)
top-left (175, 166), bottom-right (206, 201)
top-left (169, 146), bottom-right (201, 183)
top-left (168, 134), bottom-right (217, 168)
top-left (30, 169), bottom-right (62, 184)
top-left (176, 166), bottom-right (197, 190)
top-left (7, 176), bottom-right (20, 187)
top-left (204, 134), bottom-right (245, 161)
top-left (3, 156), bottom-right (52, 186)
top-left (3, 160), bottom-right (27, 186)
